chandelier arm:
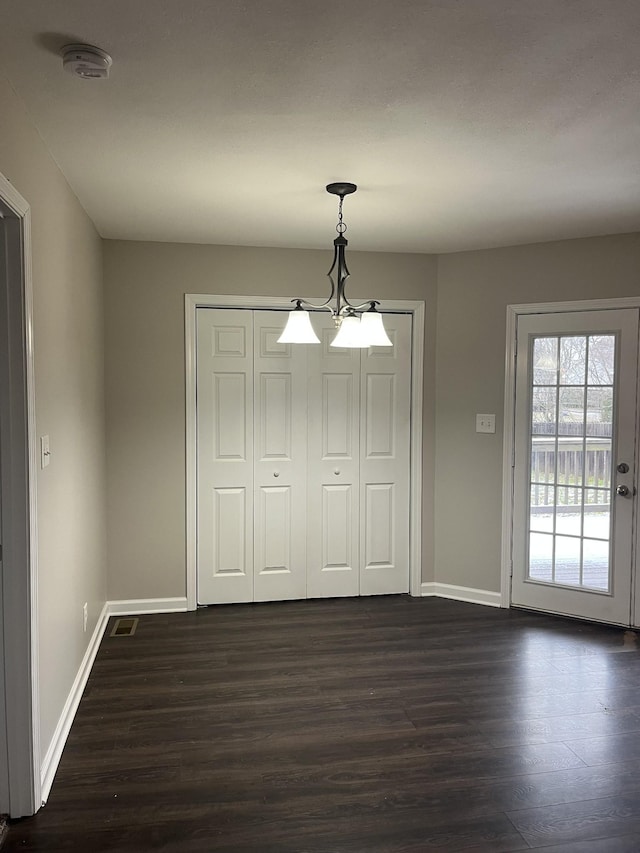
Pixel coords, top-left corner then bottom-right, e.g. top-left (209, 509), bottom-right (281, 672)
top-left (292, 297), bottom-right (335, 312)
top-left (348, 299), bottom-right (381, 312)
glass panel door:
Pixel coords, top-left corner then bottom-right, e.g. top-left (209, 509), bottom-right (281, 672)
top-left (512, 310), bottom-right (639, 625)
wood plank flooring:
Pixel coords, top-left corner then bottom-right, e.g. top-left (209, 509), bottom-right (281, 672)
top-left (5, 597), bottom-right (640, 852)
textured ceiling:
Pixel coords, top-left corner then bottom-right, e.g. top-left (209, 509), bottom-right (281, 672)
top-left (0, 0), bottom-right (639, 253)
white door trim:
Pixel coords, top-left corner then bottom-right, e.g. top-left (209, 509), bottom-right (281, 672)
top-left (0, 172), bottom-right (41, 816)
top-left (501, 296), bottom-right (640, 611)
top-left (185, 294), bottom-right (425, 610)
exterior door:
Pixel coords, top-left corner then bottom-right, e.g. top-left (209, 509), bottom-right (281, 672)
top-left (511, 309), bottom-right (639, 625)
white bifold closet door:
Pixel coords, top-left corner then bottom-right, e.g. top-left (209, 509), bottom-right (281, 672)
top-left (253, 312), bottom-right (308, 602)
top-left (306, 312), bottom-right (411, 598)
top-left (196, 307), bottom-right (411, 605)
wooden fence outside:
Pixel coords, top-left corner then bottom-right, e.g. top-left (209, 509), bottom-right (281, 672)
top-left (530, 422), bottom-right (611, 512)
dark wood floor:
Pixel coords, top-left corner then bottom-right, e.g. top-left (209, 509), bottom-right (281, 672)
top-left (5, 597), bottom-right (640, 852)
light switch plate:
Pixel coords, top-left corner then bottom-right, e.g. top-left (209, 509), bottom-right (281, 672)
top-left (40, 435), bottom-right (50, 468)
top-left (476, 414), bottom-right (496, 434)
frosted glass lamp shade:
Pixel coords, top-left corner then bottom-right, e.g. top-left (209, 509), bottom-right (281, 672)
top-left (360, 310), bottom-right (392, 346)
top-left (330, 314), bottom-right (368, 348)
top-left (277, 308), bottom-right (320, 343)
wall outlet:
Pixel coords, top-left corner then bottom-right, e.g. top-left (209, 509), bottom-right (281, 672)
top-left (83, 602), bottom-right (88, 632)
top-left (476, 414), bottom-right (496, 434)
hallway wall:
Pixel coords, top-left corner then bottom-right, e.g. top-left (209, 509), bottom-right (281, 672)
top-left (0, 75), bottom-right (107, 764)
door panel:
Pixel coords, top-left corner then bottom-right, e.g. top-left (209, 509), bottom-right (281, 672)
top-left (364, 483), bottom-right (395, 569)
top-left (212, 487), bottom-right (247, 575)
top-left (321, 484), bottom-right (354, 573)
top-left (360, 314), bottom-right (411, 595)
top-left (512, 310), bottom-right (639, 625)
top-left (365, 374), bottom-right (395, 457)
top-left (258, 373), bottom-right (291, 458)
top-left (213, 373), bottom-right (248, 459)
top-left (197, 309), bottom-right (253, 603)
top-left (307, 315), bottom-right (361, 598)
top-left (253, 311), bottom-right (307, 601)
top-left (257, 485), bottom-right (291, 568)
top-left (323, 373), bottom-right (355, 457)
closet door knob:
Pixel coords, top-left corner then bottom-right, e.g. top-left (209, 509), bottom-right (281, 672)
top-left (273, 471), bottom-right (280, 478)
top-left (334, 469), bottom-right (340, 475)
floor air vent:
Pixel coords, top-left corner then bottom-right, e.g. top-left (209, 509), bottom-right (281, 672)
top-left (110, 617), bottom-right (139, 637)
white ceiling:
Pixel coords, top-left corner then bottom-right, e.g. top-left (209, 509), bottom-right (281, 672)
top-left (1, 0), bottom-right (639, 253)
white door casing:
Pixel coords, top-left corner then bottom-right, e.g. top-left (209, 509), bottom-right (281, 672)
top-left (510, 308), bottom-right (639, 625)
top-left (0, 172), bottom-right (40, 816)
top-left (186, 294), bottom-right (424, 609)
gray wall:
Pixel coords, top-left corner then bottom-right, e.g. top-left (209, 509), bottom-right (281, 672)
top-left (435, 233), bottom-right (640, 592)
top-left (104, 233), bottom-right (640, 604)
top-left (0, 76), bottom-right (107, 760)
top-left (103, 240), bottom-right (437, 599)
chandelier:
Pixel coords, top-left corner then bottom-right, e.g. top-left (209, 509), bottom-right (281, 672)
top-left (277, 182), bottom-right (392, 348)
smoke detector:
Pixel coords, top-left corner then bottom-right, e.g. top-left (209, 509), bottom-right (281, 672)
top-left (61, 44), bottom-right (112, 79)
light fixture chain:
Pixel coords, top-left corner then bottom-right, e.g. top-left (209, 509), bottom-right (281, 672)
top-left (336, 195), bottom-right (347, 235)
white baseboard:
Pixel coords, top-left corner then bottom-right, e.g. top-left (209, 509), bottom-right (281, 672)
top-left (39, 596), bottom-right (187, 804)
top-left (106, 597), bottom-right (188, 616)
top-left (40, 601), bottom-right (110, 803)
top-left (421, 582), bottom-right (502, 608)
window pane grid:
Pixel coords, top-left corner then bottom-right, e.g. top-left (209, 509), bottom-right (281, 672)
top-left (527, 334), bottom-right (614, 593)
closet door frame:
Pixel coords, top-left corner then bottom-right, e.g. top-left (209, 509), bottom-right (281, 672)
top-left (185, 293), bottom-right (425, 611)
